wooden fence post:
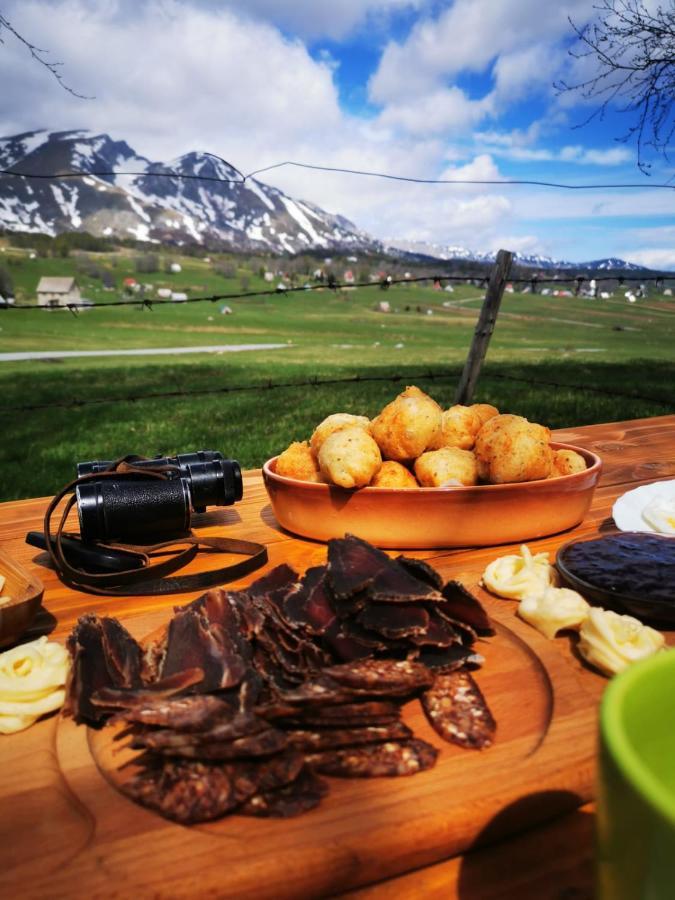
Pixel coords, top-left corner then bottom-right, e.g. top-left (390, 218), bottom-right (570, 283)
top-left (454, 248), bottom-right (513, 406)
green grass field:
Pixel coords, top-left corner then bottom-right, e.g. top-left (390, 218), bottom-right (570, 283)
top-left (1, 245), bottom-right (673, 501)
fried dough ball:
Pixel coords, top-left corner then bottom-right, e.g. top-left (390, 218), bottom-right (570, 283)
top-left (310, 413), bottom-right (371, 456)
top-left (414, 448), bottom-right (478, 487)
top-left (430, 404), bottom-right (483, 451)
top-left (474, 414), bottom-right (553, 484)
top-left (370, 386), bottom-right (442, 462)
top-left (318, 426), bottom-right (382, 489)
top-left (369, 460), bottom-right (418, 489)
top-left (550, 448), bottom-right (587, 477)
top-left (470, 403), bottom-right (500, 427)
top-left (275, 441), bottom-right (323, 483)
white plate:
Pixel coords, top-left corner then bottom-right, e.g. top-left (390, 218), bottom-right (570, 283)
top-left (612, 480), bottom-right (675, 533)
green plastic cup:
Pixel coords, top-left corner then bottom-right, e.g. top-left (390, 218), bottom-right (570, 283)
top-left (598, 648), bottom-right (675, 899)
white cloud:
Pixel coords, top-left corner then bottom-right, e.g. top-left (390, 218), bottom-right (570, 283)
top-left (377, 87), bottom-right (494, 135)
top-left (625, 249), bottom-right (675, 271)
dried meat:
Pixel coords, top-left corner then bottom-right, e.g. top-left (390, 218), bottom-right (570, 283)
top-left (105, 693), bottom-right (232, 730)
top-left (306, 738), bottom-right (438, 777)
top-left (440, 581), bottom-right (494, 635)
top-left (421, 670), bottom-right (496, 749)
top-left (240, 766), bottom-right (328, 818)
top-left (326, 534), bottom-right (390, 598)
top-left (321, 659), bottom-right (435, 695)
top-left (287, 721), bottom-right (412, 751)
top-left (357, 602), bottom-right (430, 639)
top-left (368, 562), bottom-right (444, 605)
top-left (133, 726), bottom-right (289, 760)
top-left (161, 608), bottom-right (247, 691)
top-left (396, 556), bottom-right (444, 590)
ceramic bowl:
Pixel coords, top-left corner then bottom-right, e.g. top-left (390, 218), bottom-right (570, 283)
top-left (262, 441), bottom-right (602, 549)
top-left (0, 549), bottom-right (44, 648)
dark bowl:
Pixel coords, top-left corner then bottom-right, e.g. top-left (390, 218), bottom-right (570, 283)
top-left (556, 532), bottom-right (675, 627)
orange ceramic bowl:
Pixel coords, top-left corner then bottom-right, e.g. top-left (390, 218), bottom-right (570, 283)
top-left (262, 442), bottom-right (602, 549)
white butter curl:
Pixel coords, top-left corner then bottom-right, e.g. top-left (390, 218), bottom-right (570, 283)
top-left (518, 586), bottom-right (590, 640)
top-left (0, 637), bottom-right (70, 734)
top-left (482, 544), bottom-right (554, 600)
top-left (577, 608), bottom-right (665, 676)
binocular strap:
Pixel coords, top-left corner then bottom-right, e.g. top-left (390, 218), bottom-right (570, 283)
top-left (43, 468), bottom-right (268, 596)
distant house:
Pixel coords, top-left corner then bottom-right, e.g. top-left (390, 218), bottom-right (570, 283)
top-left (37, 277), bottom-right (81, 308)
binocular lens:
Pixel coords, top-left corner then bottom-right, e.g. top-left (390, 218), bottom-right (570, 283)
top-left (188, 459), bottom-right (243, 511)
top-left (77, 479), bottom-right (191, 543)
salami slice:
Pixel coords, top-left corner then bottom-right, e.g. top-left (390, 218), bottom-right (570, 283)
top-left (287, 721), bottom-right (412, 751)
top-left (421, 670), bottom-right (496, 749)
top-left (122, 751), bottom-right (304, 824)
top-left (306, 738), bottom-right (439, 777)
top-left (240, 767), bottom-right (328, 818)
top-left (127, 712), bottom-right (268, 750)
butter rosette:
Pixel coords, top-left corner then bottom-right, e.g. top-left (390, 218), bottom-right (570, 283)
top-left (518, 586), bottom-right (590, 640)
top-left (0, 637), bottom-right (70, 735)
top-left (482, 544), bottom-right (554, 600)
top-left (577, 608), bottom-right (665, 677)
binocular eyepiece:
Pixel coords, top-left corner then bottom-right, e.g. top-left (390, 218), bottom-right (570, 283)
top-left (75, 450), bottom-right (243, 544)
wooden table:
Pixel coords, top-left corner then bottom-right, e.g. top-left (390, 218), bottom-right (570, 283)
top-left (0, 414), bottom-right (673, 899)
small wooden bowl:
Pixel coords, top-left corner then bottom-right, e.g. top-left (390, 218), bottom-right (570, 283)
top-left (263, 442), bottom-right (602, 549)
top-left (0, 549), bottom-right (44, 648)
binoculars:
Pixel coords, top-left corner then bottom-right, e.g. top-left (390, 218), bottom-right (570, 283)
top-left (75, 450), bottom-right (243, 543)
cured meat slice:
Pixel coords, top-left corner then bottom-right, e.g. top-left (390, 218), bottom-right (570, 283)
top-left (247, 564), bottom-right (299, 600)
top-left (122, 750), bottom-right (304, 824)
top-left (410, 608), bottom-right (463, 648)
top-left (240, 767), bottom-right (328, 818)
top-left (306, 739), bottom-right (439, 777)
top-left (326, 534), bottom-right (390, 599)
top-left (396, 556), bottom-right (444, 590)
top-left (161, 608), bottom-right (247, 691)
top-left (67, 615), bottom-right (149, 726)
top-left (416, 645), bottom-right (484, 672)
top-left (368, 563), bottom-right (444, 605)
top-left (358, 603), bottom-right (430, 638)
top-left (128, 713), bottom-right (268, 750)
top-left (287, 721), bottom-right (412, 751)
top-left (440, 581), bottom-right (494, 636)
top-left (274, 677), bottom-right (353, 708)
top-left (321, 659), bottom-right (435, 695)
top-left (100, 618), bottom-right (144, 688)
top-left (105, 692), bottom-right (232, 730)
top-left (295, 701), bottom-right (399, 722)
top-left (134, 726), bottom-right (289, 760)
top-left (189, 590), bottom-right (253, 663)
top-left (282, 566), bottom-right (327, 627)
top-left (322, 620), bottom-right (378, 662)
top-left (421, 670), bottom-right (496, 749)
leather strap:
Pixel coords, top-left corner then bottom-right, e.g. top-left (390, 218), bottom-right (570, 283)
top-left (43, 458), bottom-right (268, 595)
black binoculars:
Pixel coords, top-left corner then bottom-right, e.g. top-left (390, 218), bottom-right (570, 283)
top-left (75, 450), bottom-right (243, 543)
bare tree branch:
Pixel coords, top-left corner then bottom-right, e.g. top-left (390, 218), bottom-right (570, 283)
top-left (0, 12), bottom-right (93, 99)
top-left (555, 0), bottom-right (675, 173)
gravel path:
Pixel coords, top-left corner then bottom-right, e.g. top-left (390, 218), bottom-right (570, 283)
top-left (0, 343), bottom-right (290, 362)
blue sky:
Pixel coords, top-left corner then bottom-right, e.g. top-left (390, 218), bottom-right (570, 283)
top-left (1, 0), bottom-right (674, 266)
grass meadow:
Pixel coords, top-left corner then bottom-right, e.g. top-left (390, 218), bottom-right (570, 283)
top-left (0, 246), bottom-right (673, 500)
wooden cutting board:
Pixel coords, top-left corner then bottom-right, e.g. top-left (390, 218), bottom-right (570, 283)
top-left (0, 591), bottom-right (598, 900)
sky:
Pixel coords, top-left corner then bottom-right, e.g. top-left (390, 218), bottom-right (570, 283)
top-left (1, 0), bottom-right (674, 267)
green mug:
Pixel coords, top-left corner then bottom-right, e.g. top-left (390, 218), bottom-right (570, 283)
top-left (597, 648), bottom-right (675, 899)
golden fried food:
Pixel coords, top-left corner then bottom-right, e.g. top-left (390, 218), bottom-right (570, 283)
top-left (370, 386), bottom-right (442, 462)
top-left (318, 426), bottom-right (382, 489)
top-left (470, 403), bottom-right (500, 427)
top-left (474, 414), bottom-right (552, 483)
top-left (414, 447), bottom-right (478, 487)
top-left (550, 448), bottom-right (587, 477)
top-left (275, 441), bottom-right (323, 483)
top-left (310, 413), bottom-right (371, 456)
top-left (369, 461), bottom-right (418, 489)
top-left (430, 404), bottom-right (482, 450)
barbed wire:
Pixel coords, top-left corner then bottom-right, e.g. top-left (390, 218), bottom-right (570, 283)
top-left (2, 271), bottom-right (673, 313)
top-left (2, 158), bottom-right (675, 190)
top-left (0, 369), bottom-right (670, 415)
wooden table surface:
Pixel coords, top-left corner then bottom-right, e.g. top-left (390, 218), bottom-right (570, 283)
top-left (0, 414), bottom-right (673, 899)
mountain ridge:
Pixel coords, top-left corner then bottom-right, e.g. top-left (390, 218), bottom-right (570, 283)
top-left (0, 130), bottom-right (652, 272)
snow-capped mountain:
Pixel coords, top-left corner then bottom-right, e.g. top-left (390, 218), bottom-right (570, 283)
top-left (385, 239), bottom-right (646, 272)
top-left (0, 129), bottom-right (376, 253)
